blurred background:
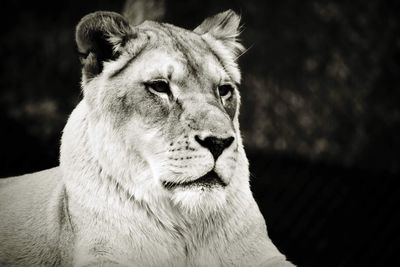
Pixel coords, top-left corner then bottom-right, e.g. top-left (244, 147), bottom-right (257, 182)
top-left (1, 0), bottom-right (399, 266)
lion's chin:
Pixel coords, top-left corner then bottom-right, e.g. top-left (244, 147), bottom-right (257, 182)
top-left (170, 186), bottom-right (227, 215)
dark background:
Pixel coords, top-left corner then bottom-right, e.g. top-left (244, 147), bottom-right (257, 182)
top-left (1, 0), bottom-right (399, 266)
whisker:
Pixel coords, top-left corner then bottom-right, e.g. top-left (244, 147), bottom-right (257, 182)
top-left (235, 43), bottom-right (253, 60)
top-left (154, 151), bottom-right (166, 156)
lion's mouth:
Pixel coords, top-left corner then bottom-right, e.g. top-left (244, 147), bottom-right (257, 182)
top-left (162, 170), bottom-right (227, 190)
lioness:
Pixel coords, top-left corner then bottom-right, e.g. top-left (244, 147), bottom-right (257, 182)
top-left (0, 10), bottom-right (294, 266)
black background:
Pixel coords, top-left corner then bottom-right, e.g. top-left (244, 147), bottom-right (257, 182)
top-left (1, 0), bottom-right (399, 266)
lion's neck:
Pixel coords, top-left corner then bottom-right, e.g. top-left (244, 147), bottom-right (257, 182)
top-left (60, 101), bottom-right (161, 220)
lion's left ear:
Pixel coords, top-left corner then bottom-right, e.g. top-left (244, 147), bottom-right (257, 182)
top-left (194, 10), bottom-right (244, 56)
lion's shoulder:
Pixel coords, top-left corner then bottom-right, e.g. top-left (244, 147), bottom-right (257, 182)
top-left (0, 166), bottom-right (64, 231)
top-left (0, 167), bottom-right (62, 194)
top-left (0, 167), bottom-right (71, 266)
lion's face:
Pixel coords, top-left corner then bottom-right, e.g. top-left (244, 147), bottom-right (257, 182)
top-left (76, 11), bottom-right (248, 214)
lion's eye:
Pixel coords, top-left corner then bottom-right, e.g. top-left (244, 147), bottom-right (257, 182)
top-left (218, 84), bottom-right (234, 98)
top-left (145, 80), bottom-right (170, 94)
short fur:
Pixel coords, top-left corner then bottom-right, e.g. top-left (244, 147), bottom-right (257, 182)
top-left (0, 10), bottom-right (295, 267)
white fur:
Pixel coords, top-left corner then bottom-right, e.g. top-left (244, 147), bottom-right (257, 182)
top-left (0, 10), bottom-right (296, 267)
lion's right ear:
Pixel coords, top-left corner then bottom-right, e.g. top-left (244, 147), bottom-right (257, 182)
top-left (76, 11), bottom-right (135, 81)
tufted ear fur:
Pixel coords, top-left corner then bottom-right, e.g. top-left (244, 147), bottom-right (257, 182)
top-left (76, 11), bottom-right (135, 81)
top-left (194, 10), bottom-right (244, 57)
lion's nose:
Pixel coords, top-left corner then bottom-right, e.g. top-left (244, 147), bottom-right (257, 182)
top-left (195, 135), bottom-right (234, 160)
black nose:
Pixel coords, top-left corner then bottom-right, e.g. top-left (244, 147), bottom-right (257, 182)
top-left (195, 135), bottom-right (234, 160)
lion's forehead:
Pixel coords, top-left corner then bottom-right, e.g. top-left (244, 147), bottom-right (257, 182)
top-left (134, 52), bottom-right (227, 89)
top-left (122, 22), bottom-right (240, 84)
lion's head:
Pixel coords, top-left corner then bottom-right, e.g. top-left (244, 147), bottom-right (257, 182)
top-left (73, 10), bottom-right (249, 215)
